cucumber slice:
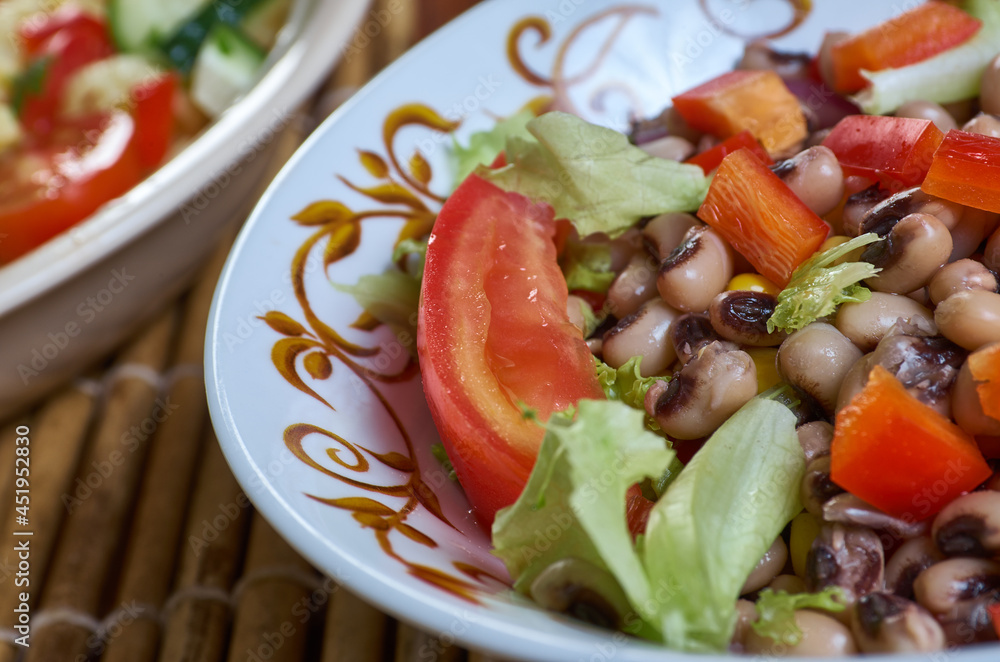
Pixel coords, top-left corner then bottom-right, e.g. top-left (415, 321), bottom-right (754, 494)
top-left (189, 24), bottom-right (264, 117)
top-left (240, 0), bottom-right (292, 49)
top-left (108, 0), bottom-right (209, 53)
top-left (160, 0), bottom-right (269, 74)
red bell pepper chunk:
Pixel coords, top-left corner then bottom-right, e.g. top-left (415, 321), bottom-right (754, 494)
top-left (672, 70), bottom-right (807, 154)
top-left (625, 484), bottom-right (655, 541)
top-left (831, 365), bottom-right (993, 520)
top-left (921, 130), bottom-right (1000, 214)
top-left (822, 115), bottom-right (943, 192)
top-left (685, 130), bottom-right (772, 174)
top-left (830, 1), bottom-right (982, 93)
top-left (418, 174), bottom-right (605, 526)
top-left (697, 148), bottom-right (830, 287)
top-left (131, 73), bottom-right (178, 169)
top-left (968, 342), bottom-right (1000, 424)
top-left (989, 601), bottom-right (1000, 639)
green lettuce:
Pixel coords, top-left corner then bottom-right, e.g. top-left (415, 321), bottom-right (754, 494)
top-left (642, 397), bottom-right (805, 652)
top-left (492, 400), bottom-right (675, 634)
top-left (561, 241), bottom-right (615, 293)
top-left (768, 233), bottom-right (882, 333)
top-left (391, 238), bottom-right (428, 278)
top-left (334, 269), bottom-right (420, 356)
top-left (595, 356), bottom-right (669, 410)
top-left (752, 587), bottom-right (847, 646)
top-left (478, 112), bottom-right (709, 237)
top-left (451, 109), bottom-right (534, 187)
top-left (855, 0), bottom-right (1000, 114)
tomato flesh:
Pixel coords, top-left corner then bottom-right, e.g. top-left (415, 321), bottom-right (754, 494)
top-left (418, 174), bottom-right (604, 525)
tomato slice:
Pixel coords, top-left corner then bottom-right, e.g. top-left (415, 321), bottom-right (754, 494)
top-left (0, 112), bottom-right (142, 264)
top-left (132, 73), bottom-right (178, 169)
top-left (418, 174), bottom-right (605, 525)
top-left (17, 9), bottom-right (113, 136)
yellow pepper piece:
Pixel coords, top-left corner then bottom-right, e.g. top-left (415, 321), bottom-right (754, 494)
top-left (726, 273), bottom-right (781, 297)
top-left (790, 511), bottom-right (822, 578)
top-left (746, 347), bottom-right (781, 394)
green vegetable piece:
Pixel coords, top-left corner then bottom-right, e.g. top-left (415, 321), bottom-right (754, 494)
top-left (430, 443), bottom-right (457, 482)
top-left (334, 269), bottom-right (419, 357)
top-left (642, 397), bottom-right (805, 652)
top-left (561, 240), bottom-right (615, 293)
top-left (492, 400), bottom-right (675, 635)
top-left (161, 0), bottom-right (268, 73)
top-left (392, 238), bottom-right (428, 278)
top-left (12, 57), bottom-right (50, 115)
top-left (768, 233), bottom-right (882, 334)
top-left (855, 0), bottom-right (1000, 114)
top-left (752, 587), bottom-right (847, 646)
top-left (594, 356), bottom-right (668, 411)
top-left (478, 112), bottom-right (709, 237)
top-left (450, 109), bottom-right (534, 188)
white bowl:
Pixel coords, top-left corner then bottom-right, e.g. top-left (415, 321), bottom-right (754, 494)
top-left (0, 0), bottom-right (371, 417)
top-left (206, 1), bottom-right (1000, 660)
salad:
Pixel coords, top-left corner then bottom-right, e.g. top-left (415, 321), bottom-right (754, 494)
top-left (344, 0), bottom-right (1000, 657)
top-left (0, 0), bottom-right (290, 265)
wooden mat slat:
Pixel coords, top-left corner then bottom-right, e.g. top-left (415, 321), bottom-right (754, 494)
top-left (320, 588), bottom-right (391, 662)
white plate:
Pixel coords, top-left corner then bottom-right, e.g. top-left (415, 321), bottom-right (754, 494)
top-left (0, 0), bottom-right (370, 417)
top-left (206, 1), bottom-right (1000, 660)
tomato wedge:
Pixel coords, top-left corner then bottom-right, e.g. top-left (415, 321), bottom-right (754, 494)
top-left (0, 112), bottom-right (142, 264)
top-left (418, 174), bottom-right (605, 525)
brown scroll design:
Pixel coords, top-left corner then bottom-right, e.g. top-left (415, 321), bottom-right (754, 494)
top-left (697, 0), bottom-right (812, 41)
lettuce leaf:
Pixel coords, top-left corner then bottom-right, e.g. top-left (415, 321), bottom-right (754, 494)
top-left (562, 240), bottom-right (615, 293)
top-left (855, 0), bottom-right (1000, 115)
top-left (478, 112), bottom-right (709, 237)
top-left (450, 109), bottom-right (534, 188)
top-left (595, 356), bottom-right (668, 410)
top-left (752, 587), bottom-right (847, 646)
top-left (642, 397), bottom-right (805, 652)
top-left (334, 269), bottom-right (420, 356)
top-left (768, 233), bottom-right (882, 333)
top-left (491, 399), bottom-right (675, 634)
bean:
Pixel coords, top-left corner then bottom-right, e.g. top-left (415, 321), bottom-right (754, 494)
top-left (602, 299), bottom-right (680, 376)
top-left (980, 53), bottom-right (1000, 115)
top-left (928, 259), bottom-right (999, 305)
top-left (950, 208), bottom-right (999, 262)
top-left (742, 537), bottom-right (789, 595)
top-left (739, 40), bottom-right (813, 78)
top-left (895, 100), bottom-right (958, 132)
top-left (850, 593), bottom-right (946, 653)
top-left (863, 212), bottom-right (952, 294)
top-left (818, 31), bottom-right (849, 89)
top-left (860, 187), bottom-right (964, 236)
top-left (667, 313), bottom-right (719, 366)
top-left (657, 226), bottom-right (734, 313)
top-left (933, 491), bottom-right (1000, 559)
top-left (797, 421), bottom-right (834, 464)
top-left (885, 537), bottom-right (944, 600)
top-left (566, 295), bottom-right (590, 336)
top-left (912, 557), bottom-right (1000, 615)
top-left (952, 350), bottom-right (1000, 437)
top-left (986, 225), bottom-right (1000, 273)
top-left (935, 290), bottom-right (1000, 350)
top-left (778, 322), bottom-right (863, 414)
top-left (529, 558), bottom-right (632, 630)
top-left (639, 135), bottom-right (695, 162)
top-left (769, 574), bottom-right (808, 594)
top-left (822, 493), bottom-right (929, 539)
top-left (801, 455), bottom-right (845, 518)
top-left (835, 292), bottom-right (936, 352)
top-left (842, 185), bottom-right (889, 237)
top-left (642, 212), bottom-right (699, 261)
top-left (605, 253), bottom-right (658, 318)
top-left (868, 332), bottom-right (966, 417)
top-left (836, 353), bottom-right (874, 413)
top-left (744, 610), bottom-right (858, 656)
top-left (771, 146), bottom-right (845, 217)
top-left (962, 112), bottom-right (1000, 138)
top-left (645, 341), bottom-right (756, 439)
top-left (806, 524), bottom-right (885, 606)
top-left (708, 290), bottom-right (785, 347)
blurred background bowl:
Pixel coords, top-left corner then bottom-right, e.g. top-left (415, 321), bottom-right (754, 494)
top-left (0, 0), bottom-right (371, 419)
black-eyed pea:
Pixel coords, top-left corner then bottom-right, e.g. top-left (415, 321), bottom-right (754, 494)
top-left (639, 135), bottom-right (696, 162)
top-left (962, 112), bottom-right (1000, 138)
top-left (862, 212), bottom-right (952, 294)
top-left (642, 212), bottom-right (700, 261)
top-left (895, 100), bottom-right (958, 132)
top-left (835, 292), bottom-right (936, 352)
top-left (778, 322), bottom-right (862, 414)
top-left (850, 592), bottom-right (946, 653)
top-left (743, 610), bottom-right (858, 656)
top-left (952, 348), bottom-right (1000, 437)
top-left (934, 290), bottom-right (1000, 350)
top-left (657, 226), bottom-right (734, 313)
top-left (602, 299), bottom-right (680, 376)
top-left (771, 146), bottom-right (845, 217)
top-left (928, 259), bottom-right (999, 305)
top-left (605, 253), bottom-right (659, 318)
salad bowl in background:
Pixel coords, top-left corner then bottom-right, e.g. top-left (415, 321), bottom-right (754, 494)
top-left (206, 1), bottom-right (999, 660)
top-left (0, 0), bottom-right (371, 418)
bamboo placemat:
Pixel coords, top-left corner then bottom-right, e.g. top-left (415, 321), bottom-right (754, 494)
top-left (0, 1), bottom-right (512, 660)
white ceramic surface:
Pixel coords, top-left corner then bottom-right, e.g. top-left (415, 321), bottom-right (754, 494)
top-left (0, 0), bottom-right (371, 418)
top-left (207, 1), bottom-right (1000, 660)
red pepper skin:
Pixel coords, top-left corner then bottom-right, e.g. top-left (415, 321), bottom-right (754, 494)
top-left (131, 73), bottom-right (178, 169)
top-left (822, 115), bottom-right (943, 192)
top-left (831, 366), bottom-right (992, 520)
top-left (697, 148), bottom-right (829, 288)
top-left (921, 130), bottom-right (1000, 214)
top-left (685, 130), bottom-right (772, 174)
top-left (830, 2), bottom-right (982, 93)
